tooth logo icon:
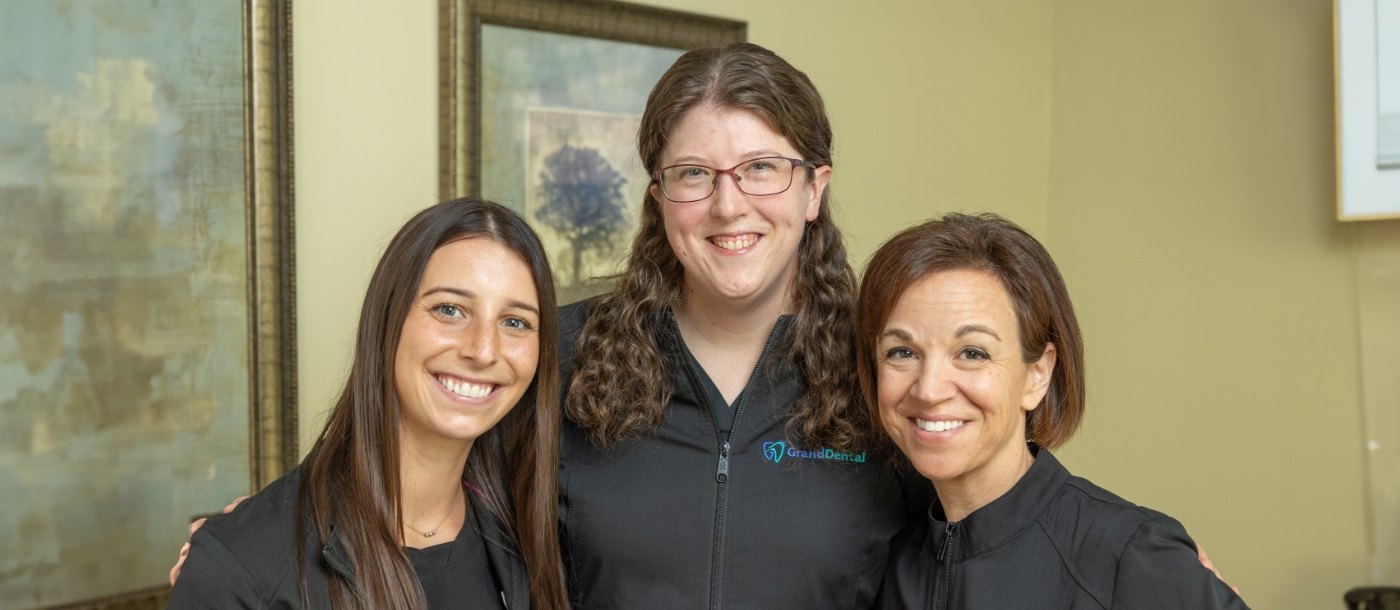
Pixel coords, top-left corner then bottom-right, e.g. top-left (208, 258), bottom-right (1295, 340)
top-left (762, 441), bottom-right (786, 463)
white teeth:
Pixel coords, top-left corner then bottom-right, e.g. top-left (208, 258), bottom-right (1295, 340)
top-left (713, 235), bottom-right (758, 250)
top-left (438, 375), bottom-right (493, 399)
top-left (915, 418), bottom-right (965, 433)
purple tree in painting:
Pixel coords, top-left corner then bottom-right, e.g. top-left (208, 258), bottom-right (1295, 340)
top-left (535, 144), bottom-right (629, 287)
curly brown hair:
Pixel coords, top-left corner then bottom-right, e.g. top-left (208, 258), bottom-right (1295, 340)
top-left (564, 42), bottom-right (868, 453)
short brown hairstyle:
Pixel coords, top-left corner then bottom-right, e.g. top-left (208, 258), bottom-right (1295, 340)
top-left (855, 213), bottom-right (1085, 449)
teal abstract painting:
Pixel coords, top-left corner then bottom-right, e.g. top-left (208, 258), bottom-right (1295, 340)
top-left (0, 1), bottom-right (252, 606)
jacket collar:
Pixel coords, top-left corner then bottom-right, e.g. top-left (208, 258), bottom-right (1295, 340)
top-left (926, 445), bottom-right (1071, 562)
top-left (655, 305), bottom-right (796, 354)
top-left (656, 306), bottom-right (795, 407)
top-left (321, 529), bottom-right (354, 581)
top-left (474, 493), bottom-right (531, 608)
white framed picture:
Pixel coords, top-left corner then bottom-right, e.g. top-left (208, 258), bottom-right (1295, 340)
top-left (1336, 0), bottom-right (1400, 220)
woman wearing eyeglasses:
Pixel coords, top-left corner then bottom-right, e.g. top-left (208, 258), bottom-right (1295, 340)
top-left (169, 41), bottom-right (1228, 610)
top-left (556, 42), bottom-right (910, 609)
top-left (554, 42), bottom-right (1233, 609)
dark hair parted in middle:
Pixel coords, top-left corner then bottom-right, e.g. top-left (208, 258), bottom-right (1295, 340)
top-left (855, 213), bottom-right (1086, 450)
top-left (565, 41), bottom-right (867, 452)
top-left (297, 197), bottom-right (567, 609)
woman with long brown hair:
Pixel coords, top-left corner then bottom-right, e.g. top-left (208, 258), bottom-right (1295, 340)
top-left (168, 198), bottom-right (568, 609)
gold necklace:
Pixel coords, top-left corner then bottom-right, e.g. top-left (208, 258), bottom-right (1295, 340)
top-left (406, 488), bottom-right (463, 538)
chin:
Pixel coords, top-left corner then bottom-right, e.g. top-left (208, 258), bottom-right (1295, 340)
top-left (904, 451), bottom-right (967, 484)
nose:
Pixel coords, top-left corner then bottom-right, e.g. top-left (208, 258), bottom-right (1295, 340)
top-left (459, 320), bottom-right (499, 365)
top-left (910, 359), bottom-right (956, 406)
top-left (709, 169), bottom-right (750, 221)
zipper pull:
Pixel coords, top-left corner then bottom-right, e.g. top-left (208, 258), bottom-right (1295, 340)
top-left (936, 522), bottom-right (957, 562)
top-left (716, 441), bottom-right (731, 482)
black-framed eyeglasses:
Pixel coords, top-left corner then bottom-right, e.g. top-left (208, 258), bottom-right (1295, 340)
top-left (652, 156), bottom-right (817, 203)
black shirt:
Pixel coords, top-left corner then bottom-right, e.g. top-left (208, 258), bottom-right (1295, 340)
top-left (407, 506), bottom-right (501, 609)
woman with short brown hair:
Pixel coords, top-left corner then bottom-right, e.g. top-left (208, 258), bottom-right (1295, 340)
top-left (857, 213), bottom-right (1246, 608)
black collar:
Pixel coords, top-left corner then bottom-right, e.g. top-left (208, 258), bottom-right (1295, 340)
top-left (926, 446), bottom-right (1072, 562)
top-left (657, 306), bottom-right (795, 410)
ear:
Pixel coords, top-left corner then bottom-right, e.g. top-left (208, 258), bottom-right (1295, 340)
top-left (649, 182), bottom-right (662, 204)
top-left (804, 164), bottom-right (831, 222)
top-left (1021, 342), bottom-right (1056, 413)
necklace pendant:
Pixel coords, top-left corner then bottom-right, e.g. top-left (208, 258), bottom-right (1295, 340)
top-left (422, 530), bottom-right (436, 537)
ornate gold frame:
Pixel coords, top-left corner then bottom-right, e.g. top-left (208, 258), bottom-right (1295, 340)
top-left (245, 0), bottom-right (298, 495)
top-left (438, 0), bottom-right (746, 198)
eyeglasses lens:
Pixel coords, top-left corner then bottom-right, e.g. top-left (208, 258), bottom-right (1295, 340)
top-left (660, 157), bottom-right (798, 202)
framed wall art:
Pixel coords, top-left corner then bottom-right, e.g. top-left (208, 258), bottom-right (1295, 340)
top-left (440, 0), bottom-right (745, 302)
top-left (0, 1), bottom-right (295, 608)
top-left (1335, 0), bottom-right (1400, 220)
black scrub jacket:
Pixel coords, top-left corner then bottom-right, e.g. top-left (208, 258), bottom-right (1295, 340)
top-left (879, 448), bottom-right (1250, 610)
top-left (556, 301), bottom-right (917, 610)
top-left (167, 468), bottom-right (529, 609)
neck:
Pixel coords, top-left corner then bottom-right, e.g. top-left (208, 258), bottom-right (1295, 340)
top-left (397, 431), bottom-right (472, 545)
top-left (675, 282), bottom-right (793, 351)
top-left (932, 443), bottom-right (1036, 523)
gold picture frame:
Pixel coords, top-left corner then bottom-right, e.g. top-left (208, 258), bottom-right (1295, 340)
top-left (439, 0), bottom-right (743, 301)
top-left (244, 0), bottom-right (298, 497)
top-left (439, 0), bottom-right (747, 199)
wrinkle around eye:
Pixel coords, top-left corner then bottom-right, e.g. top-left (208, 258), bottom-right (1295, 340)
top-left (883, 346), bottom-right (917, 361)
top-left (959, 347), bottom-right (990, 361)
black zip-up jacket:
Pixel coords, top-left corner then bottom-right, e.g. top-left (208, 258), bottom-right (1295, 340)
top-left (879, 449), bottom-right (1249, 609)
top-left (557, 301), bottom-right (911, 609)
top-left (167, 468), bottom-right (530, 608)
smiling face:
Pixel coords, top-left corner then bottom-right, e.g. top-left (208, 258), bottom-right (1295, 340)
top-left (649, 105), bottom-right (830, 310)
top-left (393, 237), bottom-right (541, 452)
top-left (876, 268), bottom-right (1055, 493)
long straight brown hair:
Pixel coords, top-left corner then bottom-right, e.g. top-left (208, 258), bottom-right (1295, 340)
top-left (297, 197), bottom-right (567, 608)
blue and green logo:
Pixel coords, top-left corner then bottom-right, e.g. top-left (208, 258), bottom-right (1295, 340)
top-left (762, 441), bottom-right (787, 463)
top-left (760, 440), bottom-right (866, 464)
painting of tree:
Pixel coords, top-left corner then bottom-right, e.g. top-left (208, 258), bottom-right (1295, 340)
top-left (533, 143), bottom-right (630, 288)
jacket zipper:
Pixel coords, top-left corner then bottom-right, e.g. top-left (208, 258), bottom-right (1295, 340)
top-left (936, 522), bottom-right (957, 609)
top-left (679, 318), bottom-right (787, 610)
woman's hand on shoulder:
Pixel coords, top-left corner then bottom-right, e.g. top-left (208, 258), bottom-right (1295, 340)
top-left (168, 496), bottom-right (247, 586)
top-left (1196, 544), bottom-right (1241, 595)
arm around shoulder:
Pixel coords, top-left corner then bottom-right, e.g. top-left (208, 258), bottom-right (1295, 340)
top-left (1111, 515), bottom-right (1249, 609)
top-left (166, 526), bottom-right (267, 609)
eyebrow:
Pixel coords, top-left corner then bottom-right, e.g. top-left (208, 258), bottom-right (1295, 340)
top-left (879, 324), bottom-right (1002, 342)
top-left (880, 328), bottom-right (913, 342)
top-left (422, 286), bottom-right (540, 315)
top-left (668, 150), bottom-right (786, 166)
top-left (955, 324), bottom-right (1001, 341)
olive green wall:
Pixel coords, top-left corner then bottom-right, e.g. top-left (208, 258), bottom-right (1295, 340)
top-left (294, 0), bottom-right (440, 456)
top-left (294, 2), bottom-right (1393, 608)
top-left (1042, 3), bottom-right (1371, 609)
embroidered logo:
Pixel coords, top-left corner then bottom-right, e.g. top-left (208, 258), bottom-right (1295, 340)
top-left (759, 440), bottom-right (867, 464)
top-left (762, 441), bottom-right (787, 463)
